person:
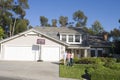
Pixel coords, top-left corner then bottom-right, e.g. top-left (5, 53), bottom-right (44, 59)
top-left (70, 52), bottom-right (74, 66)
top-left (63, 51), bottom-right (67, 65)
top-left (66, 51), bottom-right (71, 66)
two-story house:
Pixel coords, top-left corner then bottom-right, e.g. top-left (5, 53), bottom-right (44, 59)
top-left (0, 27), bottom-right (111, 62)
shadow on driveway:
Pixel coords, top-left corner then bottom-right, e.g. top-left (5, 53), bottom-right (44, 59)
top-left (0, 76), bottom-right (22, 80)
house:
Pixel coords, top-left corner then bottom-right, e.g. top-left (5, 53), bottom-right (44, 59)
top-left (0, 27), bottom-right (111, 61)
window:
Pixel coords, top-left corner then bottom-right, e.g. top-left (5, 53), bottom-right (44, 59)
top-left (91, 50), bottom-right (95, 57)
top-left (60, 34), bottom-right (81, 44)
top-left (62, 35), bottom-right (66, 42)
top-left (98, 50), bottom-right (102, 57)
top-left (68, 35), bottom-right (73, 42)
top-left (75, 35), bottom-right (80, 42)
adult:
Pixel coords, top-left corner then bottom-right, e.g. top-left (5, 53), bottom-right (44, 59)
top-left (70, 52), bottom-right (74, 66)
top-left (67, 52), bottom-right (71, 66)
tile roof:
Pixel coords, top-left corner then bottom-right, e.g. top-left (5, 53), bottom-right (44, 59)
top-left (34, 26), bottom-right (86, 40)
top-left (33, 26), bottom-right (111, 48)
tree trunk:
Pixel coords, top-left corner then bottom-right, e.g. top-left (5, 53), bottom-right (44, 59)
top-left (9, 24), bottom-right (12, 37)
top-left (12, 18), bottom-right (16, 36)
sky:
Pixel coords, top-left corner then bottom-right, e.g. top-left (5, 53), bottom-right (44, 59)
top-left (25, 0), bottom-right (120, 32)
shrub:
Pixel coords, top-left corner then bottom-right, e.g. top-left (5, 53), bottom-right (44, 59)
top-left (73, 57), bottom-right (80, 64)
top-left (99, 57), bottom-right (116, 63)
top-left (105, 63), bottom-right (120, 70)
top-left (59, 59), bottom-right (64, 65)
top-left (117, 58), bottom-right (120, 62)
top-left (79, 57), bottom-right (102, 64)
top-left (91, 68), bottom-right (120, 80)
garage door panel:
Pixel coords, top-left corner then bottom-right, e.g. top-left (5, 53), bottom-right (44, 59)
top-left (4, 46), bottom-right (37, 61)
top-left (41, 46), bottom-right (59, 61)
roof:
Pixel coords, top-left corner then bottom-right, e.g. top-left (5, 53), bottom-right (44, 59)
top-left (0, 26), bottom-right (111, 48)
top-left (0, 28), bottom-right (69, 46)
top-left (34, 27), bottom-right (86, 40)
top-left (88, 35), bottom-right (111, 48)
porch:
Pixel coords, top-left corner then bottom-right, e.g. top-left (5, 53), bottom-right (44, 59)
top-left (66, 46), bottom-right (90, 58)
top-left (66, 46), bottom-right (110, 58)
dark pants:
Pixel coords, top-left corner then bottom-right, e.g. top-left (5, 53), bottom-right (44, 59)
top-left (70, 58), bottom-right (73, 66)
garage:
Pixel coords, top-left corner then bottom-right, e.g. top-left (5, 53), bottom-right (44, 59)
top-left (3, 45), bottom-right (60, 61)
top-left (41, 46), bottom-right (60, 61)
top-left (4, 45), bottom-right (37, 61)
top-left (0, 29), bottom-right (67, 61)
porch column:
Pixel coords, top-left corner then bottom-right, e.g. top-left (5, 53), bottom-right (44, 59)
top-left (84, 49), bottom-right (88, 57)
top-left (66, 35), bottom-right (68, 43)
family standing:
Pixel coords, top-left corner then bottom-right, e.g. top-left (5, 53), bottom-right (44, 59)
top-left (63, 51), bottom-right (74, 66)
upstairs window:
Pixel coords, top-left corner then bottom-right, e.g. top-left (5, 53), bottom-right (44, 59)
top-left (62, 35), bottom-right (66, 42)
top-left (68, 35), bottom-right (73, 42)
top-left (75, 35), bottom-right (80, 42)
top-left (60, 34), bottom-right (81, 44)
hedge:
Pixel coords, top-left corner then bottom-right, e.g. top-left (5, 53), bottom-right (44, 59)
top-left (91, 69), bottom-right (120, 80)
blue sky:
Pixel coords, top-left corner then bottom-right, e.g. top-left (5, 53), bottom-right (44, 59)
top-left (25, 0), bottom-right (120, 31)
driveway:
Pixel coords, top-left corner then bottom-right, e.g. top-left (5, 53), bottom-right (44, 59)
top-left (0, 61), bottom-right (78, 80)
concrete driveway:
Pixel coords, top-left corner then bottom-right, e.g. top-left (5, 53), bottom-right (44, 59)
top-left (0, 61), bottom-right (78, 80)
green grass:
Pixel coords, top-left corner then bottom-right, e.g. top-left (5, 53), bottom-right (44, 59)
top-left (59, 58), bottom-right (120, 80)
top-left (59, 64), bottom-right (92, 79)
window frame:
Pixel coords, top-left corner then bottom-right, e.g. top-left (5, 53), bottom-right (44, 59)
top-left (68, 35), bottom-right (74, 42)
top-left (61, 34), bottom-right (66, 42)
top-left (75, 35), bottom-right (80, 42)
top-left (60, 34), bottom-right (82, 44)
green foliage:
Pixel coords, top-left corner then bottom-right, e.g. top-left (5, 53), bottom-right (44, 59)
top-left (91, 68), bottom-right (120, 80)
top-left (110, 28), bottom-right (120, 41)
top-left (15, 19), bottom-right (28, 34)
top-left (91, 20), bottom-right (104, 35)
top-left (73, 57), bottom-right (80, 64)
top-left (104, 63), bottom-right (120, 70)
top-left (52, 19), bottom-right (57, 27)
top-left (0, 26), bottom-right (4, 39)
top-left (59, 16), bottom-right (68, 27)
top-left (75, 22), bottom-right (81, 27)
top-left (59, 64), bottom-right (92, 79)
top-left (0, 0), bottom-right (29, 37)
top-left (60, 58), bottom-right (120, 80)
top-left (113, 40), bottom-right (120, 54)
top-left (117, 58), bottom-right (120, 62)
top-left (40, 16), bottom-right (48, 26)
top-left (79, 57), bottom-right (103, 65)
top-left (73, 10), bottom-right (87, 27)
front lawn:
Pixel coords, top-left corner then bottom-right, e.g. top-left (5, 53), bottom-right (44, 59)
top-left (59, 58), bottom-right (120, 80)
top-left (59, 64), bottom-right (88, 79)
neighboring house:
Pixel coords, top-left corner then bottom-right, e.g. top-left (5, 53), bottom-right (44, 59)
top-left (0, 27), bottom-right (111, 61)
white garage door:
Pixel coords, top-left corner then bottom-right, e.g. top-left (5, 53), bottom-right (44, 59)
top-left (4, 46), bottom-right (37, 61)
top-left (41, 46), bottom-right (60, 62)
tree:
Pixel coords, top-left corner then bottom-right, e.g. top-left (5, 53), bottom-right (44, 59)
top-left (110, 28), bottom-right (120, 41)
top-left (91, 20), bottom-right (104, 35)
top-left (28, 25), bottom-right (33, 29)
top-left (40, 16), bottom-right (48, 26)
top-left (75, 22), bottom-right (81, 27)
top-left (11, 0), bottom-right (29, 36)
top-left (52, 19), bottom-right (57, 27)
top-left (0, 0), bottom-right (13, 36)
top-left (14, 19), bottom-right (28, 34)
top-left (73, 10), bottom-right (87, 27)
top-left (59, 16), bottom-right (68, 27)
top-left (0, 0), bottom-right (29, 37)
top-left (110, 20), bottom-right (120, 54)
top-left (0, 26), bottom-right (4, 40)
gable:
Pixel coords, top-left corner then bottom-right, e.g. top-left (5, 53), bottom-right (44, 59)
top-left (0, 29), bottom-right (69, 46)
